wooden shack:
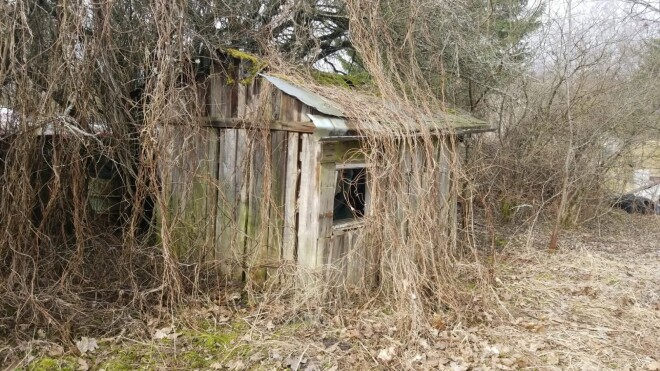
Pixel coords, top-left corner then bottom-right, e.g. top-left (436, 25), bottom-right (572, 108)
top-left (160, 57), bottom-right (492, 283)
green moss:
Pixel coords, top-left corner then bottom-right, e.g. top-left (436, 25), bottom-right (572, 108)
top-left (28, 357), bottom-right (76, 371)
top-left (99, 344), bottom-right (159, 370)
top-left (535, 272), bottom-right (554, 281)
top-left (225, 49), bottom-right (268, 85)
top-left (161, 189), bottom-right (212, 261)
top-left (192, 331), bottom-right (237, 349)
top-left (180, 351), bottom-right (210, 368)
top-left (98, 359), bottom-right (135, 371)
top-left (499, 199), bottom-right (514, 222)
top-left (271, 321), bottom-right (307, 339)
top-left (607, 276), bottom-right (620, 285)
top-left (28, 358), bottom-right (58, 371)
top-left (495, 237), bottom-right (508, 248)
top-left (381, 307), bottom-right (394, 315)
top-left (311, 70), bottom-right (371, 88)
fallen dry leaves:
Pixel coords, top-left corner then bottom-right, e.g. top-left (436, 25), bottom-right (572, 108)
top-left (7, 217), bottom-right (660, 370)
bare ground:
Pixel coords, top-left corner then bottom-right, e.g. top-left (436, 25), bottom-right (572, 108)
top-left (4, 215), bottom-right (660, 370)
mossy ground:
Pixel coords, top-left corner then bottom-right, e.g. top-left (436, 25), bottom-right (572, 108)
top-left (22, 319), bottom-right (308, 370)
top-left (27, 357), bottom-right (77, 371)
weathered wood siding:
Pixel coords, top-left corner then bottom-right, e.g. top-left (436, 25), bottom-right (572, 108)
top-left (158, 124), bottom-right (218, 263)
top-left (162, 67), bottom-right (458, 284)
top-left (165, 64), bottom-right (322, 280)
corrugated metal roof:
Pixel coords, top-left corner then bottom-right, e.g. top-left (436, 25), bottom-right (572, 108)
top-left (261, 74), bottom-right (345, 117)
top-left (260, 73), bottom-right (492, 136)
top-left (307, 114), bottom-right (351, 139)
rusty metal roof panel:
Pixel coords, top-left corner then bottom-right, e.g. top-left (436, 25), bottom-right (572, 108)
top-left (261, 74), bottom-right (345, 117)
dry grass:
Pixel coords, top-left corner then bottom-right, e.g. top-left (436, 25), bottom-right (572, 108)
top-left (481, 215), bottom-right (660, 369)
top-left (4, 213), bottom-right (658, 370)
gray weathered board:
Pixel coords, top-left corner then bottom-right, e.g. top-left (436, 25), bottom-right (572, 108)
top-left (160, 68), bottom-right (458, 285)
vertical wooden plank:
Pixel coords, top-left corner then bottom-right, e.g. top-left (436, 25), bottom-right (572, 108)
top-left (399, 141), bottom-right (413, 240)
top-left (318, 163), bottom-right (337, 266)
top-left (208, 75), bottom-right (220, 117)
top-left (297, 134), bottom-right (322, 269)
top-left (446, 136), bottom-right (459, 244)
top-left (437, 136), bottom-right (452, 227)
top-left (206, 127), bottom-right (219, 261)
top-left (280, 94), bottom-right (295, 122)
top-left (253, 75), bottom-right (261, 96)
top-left (235, 129), bottom-right (250, 279)
top-left (282, 133), bottom-right (300, 262)
top-left (237, 83), bottom-right (247, 119)
top-left (214, 129), bottom-right (226, 263)
top-left (272, 90), bottom-right (282, 121)
top-left (208, 73), bottom-right (232, 119)
top-left (183, 128), bottom-right (209, 262)
top-left (215, 130), bottom-right (229, 276)
top-left (267, 131), bottom-right (288, 277)
top-left (246, 131), bottom-right (267, 282)
top-left (408, 142), bottom-right (424, 223)
top-left (294, 99), bottom-right (303, 122)
top-left (345, 230), bottom-right (367, 286)
top-left (300, 102), bottom-right (310, 122)
top-left (335, 234), bottom-right (347, 279)
top-left (320, 234), bottom-right (341, 287)
top-left (216, 129), bottom-right (243, 280)
top-left (230, 65), bottom-right (239, 117)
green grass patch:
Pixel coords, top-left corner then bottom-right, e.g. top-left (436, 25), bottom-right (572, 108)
top-left (27, 356), bottom-right (76, 371)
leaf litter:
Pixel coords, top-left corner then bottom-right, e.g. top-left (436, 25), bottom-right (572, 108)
top-left (6, 217), bottom-right (660, 370)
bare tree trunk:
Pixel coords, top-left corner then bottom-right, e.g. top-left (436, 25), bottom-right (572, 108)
top-left (549, 0), bottom-right (575, 251)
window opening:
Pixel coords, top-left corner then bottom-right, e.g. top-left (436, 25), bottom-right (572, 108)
top-left (333, 167), bottom-right (367, 222)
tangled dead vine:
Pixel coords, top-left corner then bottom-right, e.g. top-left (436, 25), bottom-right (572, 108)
top-left (0, 0), bottom-right (509, 345)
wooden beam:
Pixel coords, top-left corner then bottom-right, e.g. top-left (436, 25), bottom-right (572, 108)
top-left (203, 117), bottom-right (316, 133)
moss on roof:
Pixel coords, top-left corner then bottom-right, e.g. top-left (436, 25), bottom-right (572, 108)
top-left (224, 49), bottom-right (268, 85)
